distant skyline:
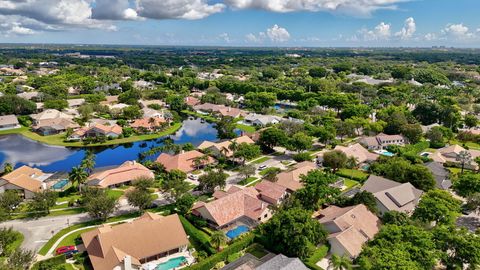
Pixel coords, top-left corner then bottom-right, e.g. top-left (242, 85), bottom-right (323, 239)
top-left (0, 0), bottom-right (478, 47)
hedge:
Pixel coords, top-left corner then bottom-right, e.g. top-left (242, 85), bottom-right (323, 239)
top-left (32, 255), bottom-right (66, 270)
top-left (303, 245), bottom-right (329, 270)
top-left (179, 215), bottom-right (216, 255)
top-left (186, 233), bottom-right (255, 270)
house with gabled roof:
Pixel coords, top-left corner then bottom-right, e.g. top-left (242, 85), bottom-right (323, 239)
top-left (192, 185), bottom-right (274, 229)
top-left (361, 175), bottom-right (423, 215)
top-left (198, 135), bottom-right (255, 158)
top-left (425, 161), bottom-right (452, 190)
top-left (359, 133), bottom-right (408, 150)
top-left (275, 161), bottom-right (317, 192)
top-left (313, 204), bottom-right (380, 258)
top-left (430, 145), bottom-right (480, 169)
top-left (87, 161), bottom-right (154, 188)
top-left (0, 115), bottom-right (20, 130)
top-left (0, 166), bottom-right (52, 199)
top-left (333, 143), bottom-right (379, 164)
top-left (81, 213), bottom-right (189, 270)
top-left (156, 150), bottom-right (215, 173)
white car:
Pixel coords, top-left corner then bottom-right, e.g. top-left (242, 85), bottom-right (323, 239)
top-left (258, 165), bottom-right (268, 171)
top-left (188, 174), bottom-right (199, 180)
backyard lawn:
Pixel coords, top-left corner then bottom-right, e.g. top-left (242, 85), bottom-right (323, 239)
top-left (251, 156), bottom-right (270, 164)
top-left (337, 169), bottom-right (369, 181)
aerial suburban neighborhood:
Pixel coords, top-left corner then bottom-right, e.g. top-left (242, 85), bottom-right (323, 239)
top-left (0, 1), bottom-right (479, 270)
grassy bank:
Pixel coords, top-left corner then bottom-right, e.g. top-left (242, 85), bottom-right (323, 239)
top-left (0, 123), bottom-right (182, 148)
top-left (182, 110), bottom-right (256, 133)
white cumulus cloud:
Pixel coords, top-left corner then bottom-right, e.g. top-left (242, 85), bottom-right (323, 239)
top-left (443, 23), bottom-right (475, 39)
top-left (266, 24), bottom-right (290, 42)
top-left (395, 17), bottom-right (416, 39)
top-left (225, 0), bottom-right (407, 16)
top-left (358, 22), bottom-right (391, 41)
top-left (136, 0), bottom-right (225, 20)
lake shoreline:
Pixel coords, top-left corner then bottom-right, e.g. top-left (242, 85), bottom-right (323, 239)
top-left (0, 123), bottom-right (182, 148)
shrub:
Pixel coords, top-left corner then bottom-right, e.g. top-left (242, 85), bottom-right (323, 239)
top-left (186, 233), bottom-right (255, 270)
top-left (293, 152), bottom-right (312, 162)
top-left (179, 215), bottom-right (215, 255)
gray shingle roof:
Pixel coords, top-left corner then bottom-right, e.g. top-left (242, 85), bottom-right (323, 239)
top-left (256, 254), bottom-right (308, 270)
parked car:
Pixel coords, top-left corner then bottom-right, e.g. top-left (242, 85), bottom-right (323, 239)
top-left (258, 165), bottom-right (268, 171)
top-left (56, 245), bottom-right (76, 255)
top-left (188, 174), bottom-right (199, 180)
top-left (64, 249), bottom-right (79, 258)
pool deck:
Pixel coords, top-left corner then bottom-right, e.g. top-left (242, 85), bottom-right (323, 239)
top-left (142, 251), bottom-right (194, 270)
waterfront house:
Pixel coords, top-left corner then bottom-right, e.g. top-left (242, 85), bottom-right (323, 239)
top-left (244, 114), bottom-right (282, 127)
top-left (198, 135), bottom-right (255, 158)
top-left (192, 185), bottom-right (273, 229)
top-left (275, 161), bottom-right (317, 192)
top-left (185, 96), bottom-right (200, 107)
top-left (0, 115), bottom-right (20, 130)
top-left (81, 213), bottom-right (189, 270)
top-left (0, 166), bottom-right (51, 199)
top-left (361, 175), bottom-right (423, 215)
top-left (313, 204), bottom-right (380, 258)
top-left (193, 103), bottom-right (247, 118)
top-left (32, 118), bottom-right (80, 135)
top-left (87, 161), bottom-right (154, 188)
top-left (85, 123), bottom-right (123, 138)
top-left (156, 150), bottom-right (215, 173)
top-left (30, 109), bottom-right (73, 124)
top-left (130, 117), bottom-right (168, 133)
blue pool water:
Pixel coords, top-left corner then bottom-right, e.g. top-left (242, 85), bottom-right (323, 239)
top-left (226, 225), bottom-right (249, 239)
top-left (0, 118), bottom-right (220, 173)
top-left (52, 179), bottom-right (69, 190)
top-left (375, 150), bottom-right (395, 157)
top-left (156, 256), bottom-right (187, 270)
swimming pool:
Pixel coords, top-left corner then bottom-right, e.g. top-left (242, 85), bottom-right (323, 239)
top-left (52, 179), bottom-right (69, 190)
top-left (226, 225), bottom-right (249, 239)
top-left (156, 256), bottom-right (187, 270)
top-left (375, 150), bottom-right (395, 157)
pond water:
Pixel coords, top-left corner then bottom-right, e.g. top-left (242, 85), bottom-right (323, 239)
top-left (0, 118), bottom-right (219, 173)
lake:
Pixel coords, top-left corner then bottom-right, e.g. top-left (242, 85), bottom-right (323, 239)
top-left (0, 118), bottom-right (219, 173)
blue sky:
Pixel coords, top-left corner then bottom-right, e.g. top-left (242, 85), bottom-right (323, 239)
top-left (0, 0), bottom-right (479, 47)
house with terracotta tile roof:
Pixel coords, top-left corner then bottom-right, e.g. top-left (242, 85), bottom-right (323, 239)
top-left (253, 180), bottom-right (288, 206)
top-left (130, 117), bottom-right (168, 133)
top-left (87, 161), bottom-right (154, 188)
top-left (81, 213), bottom-right (189, 270)
top-left (361, 175), bottom-right (423, 215)
top-left (333, 143), bottom-right (379, 164)
top-left (185, 96), bottom-right (201, 107)
top-left (193, 103), bottom-right (247, 118)
top-left (192, 185), bottom-right (274, 229)
top-left (198, 135), bottom-right (255, 158)
top-left (69, 123), bottom-right (123, 141)
top-left (275, 161), bottom-right (317, 192)
top-left (313, 204), bottom-right (381, 258)
top-left (156, 150), bottom-right (215, 173)
top-left (0, 166), bottom-right (51, 199)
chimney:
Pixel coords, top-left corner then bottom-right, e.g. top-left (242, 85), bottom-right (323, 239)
top-left (124, 255), bottom-right (132, 270)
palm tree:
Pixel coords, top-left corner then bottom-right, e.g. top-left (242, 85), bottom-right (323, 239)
top-left (210, 231), bottom-right (227, 251)
top-left (69, 166), bottom-right (88, 192)
top-left (81, 150), bottom-right (96, 175)
top-left (329, 254), bottom-right (353, 270)
top-left (2, 163), bottom-right (13, 175)
top-left (456, 150), bottom-right (472, 174)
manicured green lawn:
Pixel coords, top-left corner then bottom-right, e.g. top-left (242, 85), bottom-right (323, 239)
top-left (304, 245), bottom-right (329, 270)
top-left (239, 177), bottom-right (258, 186)
top-left (106, 189), bottom-right (124, 200)
top-left (251, 156), bottom-right (270, 164)
top-left (236, 123), bottom-right (256, 133)
top-left (336, 168), bottom-right (369, 181)
top-left (343, 179), bottom-right (360, 189)
top-left (39, 211), bottom-right (143, 256)
top-left (0, 123), bottom-right (181, 147)
top-left (55, 227), bottom-right (95, 249)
